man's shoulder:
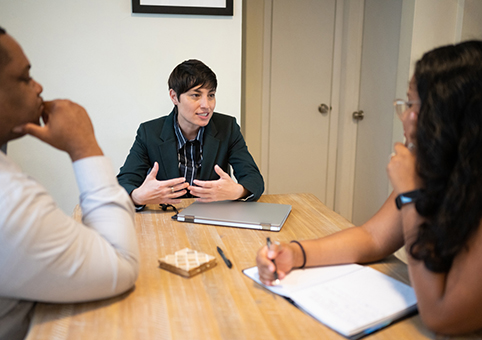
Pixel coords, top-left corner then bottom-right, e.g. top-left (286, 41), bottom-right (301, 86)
top-left (0, 153), bottom-right (44, 205)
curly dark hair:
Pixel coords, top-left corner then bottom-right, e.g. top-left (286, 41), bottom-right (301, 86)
top-left (410, 40), bottom-right (482, 272)
top-left (168, 59), bottom-right (217, 101)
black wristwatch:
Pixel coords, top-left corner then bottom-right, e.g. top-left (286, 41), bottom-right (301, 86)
top-left (395, 189), bottom-right (423, 210)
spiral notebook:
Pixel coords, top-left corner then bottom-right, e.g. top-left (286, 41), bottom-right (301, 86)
top-left (176, 201), bottom-right (292, 232)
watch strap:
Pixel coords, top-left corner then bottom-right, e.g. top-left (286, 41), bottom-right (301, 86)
top-left (395, 189), bottom-right (423, 210)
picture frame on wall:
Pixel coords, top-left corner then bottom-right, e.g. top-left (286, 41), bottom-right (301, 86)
top-left (132, 0), bottom-right (233, 16)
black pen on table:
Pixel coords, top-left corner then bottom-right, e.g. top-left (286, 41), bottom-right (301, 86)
top-left (217, 246), bottom-right (232, 269)
top-left (267, 237), bottom-right (280, 285)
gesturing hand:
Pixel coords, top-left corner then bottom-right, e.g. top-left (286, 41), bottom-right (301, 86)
top-left (189, 165), bottom-right (247, 202)
top-left (131, 162), bottom-right (188, 205)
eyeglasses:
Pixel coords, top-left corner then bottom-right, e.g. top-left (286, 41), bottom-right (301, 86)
top-left (393, 99), bottom-right (421, 119)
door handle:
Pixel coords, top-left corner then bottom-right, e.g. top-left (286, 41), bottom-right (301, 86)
top-left (352, 110), bottom-right (364, 121)
top-left (318, 103), bottom-right (331, 114)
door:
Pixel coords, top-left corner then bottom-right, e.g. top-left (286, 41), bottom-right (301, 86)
top-left (351, 0), bottom-right (403, 225)
top-left (268, 0), bottom-right (336, 203)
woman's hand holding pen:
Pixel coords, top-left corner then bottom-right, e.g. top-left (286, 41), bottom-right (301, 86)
top-left (256, 241), bottom-right (299, 286)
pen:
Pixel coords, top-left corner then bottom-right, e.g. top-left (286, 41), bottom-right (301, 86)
top-left (217, 246), bottom-right (232, 268)
top-left (267, 237), bottom-right (280, 285)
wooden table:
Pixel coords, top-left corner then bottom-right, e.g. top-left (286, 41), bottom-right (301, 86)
top-left (26, 194), bottom-right (481, 340)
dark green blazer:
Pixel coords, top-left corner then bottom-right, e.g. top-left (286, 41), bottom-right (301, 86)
top-left (117, 108), bottom-right (264, 201)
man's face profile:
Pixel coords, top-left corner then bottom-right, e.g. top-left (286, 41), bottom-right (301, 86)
top-left (0, 34), bottom-right (44, 143)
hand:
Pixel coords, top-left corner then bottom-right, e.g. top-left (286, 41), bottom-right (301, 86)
top-left (131, 162), bottom-right (189, 205)
top-left (387, 143), bottom-right (421, 194)
top-left (189, 165), bottom-right (247, 202)
top-left (256, 242), bottom-right (298, 286)
top-left (12, 100), bottom-right (103, 161)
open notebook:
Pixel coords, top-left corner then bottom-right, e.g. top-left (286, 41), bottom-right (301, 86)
top-left (243, 264), bottom-right (418, 339)
top-left (176, 201), bottom-right (292, 231)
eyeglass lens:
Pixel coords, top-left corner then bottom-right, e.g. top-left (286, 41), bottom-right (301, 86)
top-left (393, 100), bottom-right (407, 118)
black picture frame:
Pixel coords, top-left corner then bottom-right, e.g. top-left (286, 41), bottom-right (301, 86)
top-left (132, 0), bottom-right (233, 16)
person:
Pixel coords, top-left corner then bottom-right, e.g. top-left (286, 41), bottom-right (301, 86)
top-left (0, 28), bottom-right (139, 340)
top-left (117, 59), bottom-right (264, 210)
top-left (257, 40), bottom-right (482, 335)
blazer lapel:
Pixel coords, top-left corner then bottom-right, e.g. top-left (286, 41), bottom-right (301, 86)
top-left (200, 119), bottom-right (220, 179)
top-left (158, 109), bottom-right (180, 179)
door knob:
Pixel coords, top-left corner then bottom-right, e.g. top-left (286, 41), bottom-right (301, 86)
top-left (352, 110), bottom-right (364, 121)
top-left (318, 103), bottom-right (331, 114)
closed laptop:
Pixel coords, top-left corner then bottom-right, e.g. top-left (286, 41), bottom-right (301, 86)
top-left (176, 201), bottom-right (292, 232)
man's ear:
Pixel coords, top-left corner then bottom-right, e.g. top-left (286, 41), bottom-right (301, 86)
top-left (169, 89), bottom-right (179, 105)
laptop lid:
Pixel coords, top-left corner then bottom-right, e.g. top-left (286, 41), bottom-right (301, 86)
top-left (176, 201), bottom-right (292, 232)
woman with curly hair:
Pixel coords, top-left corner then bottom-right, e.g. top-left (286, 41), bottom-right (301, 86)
top-left (256, 40), bottom-right (482, 335)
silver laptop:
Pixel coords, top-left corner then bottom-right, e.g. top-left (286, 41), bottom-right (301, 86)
top-left (176, 201), bottom-right (292, 232)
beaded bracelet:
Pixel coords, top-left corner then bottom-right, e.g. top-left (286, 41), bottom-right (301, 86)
top-left (290, 240), bottom-right (306, 269)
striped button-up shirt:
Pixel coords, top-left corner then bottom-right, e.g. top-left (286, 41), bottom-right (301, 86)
top-left (173, 114), bottom-right (204, 187)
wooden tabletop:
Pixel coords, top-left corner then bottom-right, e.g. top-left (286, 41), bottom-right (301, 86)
top-left (26, 193), bottom-right (482, 340)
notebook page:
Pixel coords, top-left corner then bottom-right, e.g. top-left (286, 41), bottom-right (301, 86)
top-left (289, 266), bottom-right (417, 336)
top-left (243, 264), bottom-right (363, 297)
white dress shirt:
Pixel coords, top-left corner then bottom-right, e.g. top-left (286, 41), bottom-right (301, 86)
top-left (0, 152), bottom-right (139, 340)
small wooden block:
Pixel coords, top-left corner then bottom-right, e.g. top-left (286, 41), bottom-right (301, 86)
top-left (158, 248), bottom-right (217, 278)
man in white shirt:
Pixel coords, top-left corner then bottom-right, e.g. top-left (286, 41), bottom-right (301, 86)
top-left (0, 28), bottom-right (139, 340)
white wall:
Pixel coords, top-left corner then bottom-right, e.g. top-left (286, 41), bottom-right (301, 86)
top-left (392, 0), bottom-right (462, 156)
top-left (461, 0), bottom-right (482, 40)
top-left (0, 0), bottom-right (242, 214)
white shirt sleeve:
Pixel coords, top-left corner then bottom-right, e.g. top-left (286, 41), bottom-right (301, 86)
top-left (0, 155), bottom-right (139, 303)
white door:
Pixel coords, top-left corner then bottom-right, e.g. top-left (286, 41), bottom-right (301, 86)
top-left (268, 0), bottom-right (336, 203)
top-left (351, 0), bottom-right (403, 225)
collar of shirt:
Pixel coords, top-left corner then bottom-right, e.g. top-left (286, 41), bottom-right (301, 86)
top-left (173, 111), bottom-right (205, 149)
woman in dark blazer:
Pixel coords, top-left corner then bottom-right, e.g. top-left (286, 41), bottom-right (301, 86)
top-left (117, 60), bottom-right (264, 209)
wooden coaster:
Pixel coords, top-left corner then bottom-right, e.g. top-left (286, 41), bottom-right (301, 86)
top-left (158, 248), bottom-right (217, 278)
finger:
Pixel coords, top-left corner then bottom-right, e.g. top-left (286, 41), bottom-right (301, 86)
top-left (277, 270), bottom-right (287, 280)
top-left (18, 123), bottom-right (48, 141)
top-left (257, 246), bottom-right (276, 269)
top-left (170, 189), bottom-right (187, 198)
top-left (257, 247), bottom-right (277, 283)
top-left (188, 185), bottom-right (209, 194)
top-left (259, 262), bottom-right (277, 285)
top-left (267, 242), bottom-right (282, 260)
top-left (190, 189), bottom-right (214, 201)
top-left (214, 164), bottom-right (230, 179)
top-left (191, 190), bottom-right (214, 200)
top-left (147, 162), bottom-right (159, 179)
top-left (172, 182), bottom-right (189, 192)
top-left (192, 179), bottom-right (211, 188)
top-left (164, 177), bottom-right (188, 186)
top-left (40, 107), bottom-right (49, 125)
top-left (42, 100), bottom-right (55, 112)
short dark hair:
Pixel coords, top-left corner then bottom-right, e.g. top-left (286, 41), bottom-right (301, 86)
top-left (0, 26), bottom-right (11, 73)
top-left (168, 59), bottom-right (217, 101)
